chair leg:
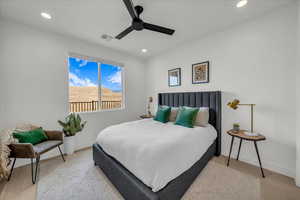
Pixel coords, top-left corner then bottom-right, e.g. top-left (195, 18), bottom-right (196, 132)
top-left (58, 145), bottom-right (65, 162)
top-left (7, 158), bottom-right (16, 181)
top-left (31, 158), bottom-right (34, 183)
top-left (31, 156), bottom-right (40, 184)
top-left (35, 156), bottom-right (40, 183)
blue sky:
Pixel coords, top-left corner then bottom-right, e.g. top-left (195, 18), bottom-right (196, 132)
top-left (68, 57), bottom-right (122, 92)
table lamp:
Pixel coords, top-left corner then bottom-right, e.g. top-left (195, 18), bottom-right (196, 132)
top-left (227, 99), bottom-right (259, 136)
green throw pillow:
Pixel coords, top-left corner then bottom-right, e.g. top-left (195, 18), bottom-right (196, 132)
top-left (154, 106), bottom-right (171, 123)
top-left (175, 107), bottom-right (199, 128)
top-left (13, 128), bottom-right (48, 145)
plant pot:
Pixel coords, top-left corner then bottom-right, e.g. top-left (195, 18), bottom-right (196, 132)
top-left (233, 124), bottom-right (240, 132)
top-left (64, 136), bottom-right (75, 155)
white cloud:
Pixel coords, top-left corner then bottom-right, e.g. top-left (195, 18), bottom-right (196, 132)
top-left (69, 72), bottom-right (96, 87)
top-left (73, 58), bottom-right (88, 67)
top-left (79, 60), bottom-right (88, 67)
top-left (108, 71), bottom-right (122, 84)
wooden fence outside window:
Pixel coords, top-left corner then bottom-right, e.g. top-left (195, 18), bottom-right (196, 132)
top-left (69, 101), bottom-right (122, 112)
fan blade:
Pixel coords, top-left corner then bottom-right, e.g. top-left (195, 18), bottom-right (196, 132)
top-left (115, 26), bottom-right (134, 39)
top-left (122, 0), bottom-right (137, 19)
top-left (144, 23), bottom-right (175, 35)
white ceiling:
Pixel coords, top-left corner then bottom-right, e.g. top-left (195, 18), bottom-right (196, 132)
top-left (0, 0), bottom-right (295, 58)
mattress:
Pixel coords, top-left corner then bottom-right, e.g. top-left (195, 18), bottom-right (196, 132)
top-left (96, 119), bottom-right (217, 192)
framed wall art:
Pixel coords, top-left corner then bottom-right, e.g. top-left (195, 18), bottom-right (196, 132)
top-left (192, 61), bottom-right (209, 84)
top-left (168, 68), bottom-right (181, 87)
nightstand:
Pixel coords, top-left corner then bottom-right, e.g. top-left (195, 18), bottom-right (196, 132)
top-left (226, 130), bottom-right (266, 178)
top-left (140, 114), bottom-right (154, 119)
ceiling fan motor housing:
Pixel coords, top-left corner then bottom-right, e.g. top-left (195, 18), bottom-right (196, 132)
top-left (132, 18), bottom-right (144, 31)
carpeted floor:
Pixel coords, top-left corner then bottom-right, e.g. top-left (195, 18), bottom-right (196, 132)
top-left (2, 148), bottom-right (300, 200)
top-left (183, 161), bottom-right (260, 200)
top-left (37, 149), bottom-right (123, 200)
top-left (37, 149), bottom-right (259, 200)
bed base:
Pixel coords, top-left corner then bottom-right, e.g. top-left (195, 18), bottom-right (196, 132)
top-left (93, 140), bottom-right (217, 200)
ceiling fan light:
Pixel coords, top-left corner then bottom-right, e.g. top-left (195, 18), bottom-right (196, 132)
top-left (236, 0), bottom-right (248, 8)
top-left (142, 49), bottom-right (148, 53)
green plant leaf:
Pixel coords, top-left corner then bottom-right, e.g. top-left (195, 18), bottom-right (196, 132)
top-left (58, 113), bottom-right (86, 136)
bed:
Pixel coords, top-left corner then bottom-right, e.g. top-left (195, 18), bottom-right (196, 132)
top-left (93, 91), bottom-right (222, 200)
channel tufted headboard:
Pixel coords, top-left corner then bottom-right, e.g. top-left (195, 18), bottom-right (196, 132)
top-left (158, 91), bottom-right (222, 156)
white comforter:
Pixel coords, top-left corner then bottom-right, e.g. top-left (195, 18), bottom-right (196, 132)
top-left (96, 119), bottom-right (217, 192)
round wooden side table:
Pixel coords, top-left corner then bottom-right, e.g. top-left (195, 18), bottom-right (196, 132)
top-left (226, 130), bottom-right (266, 178)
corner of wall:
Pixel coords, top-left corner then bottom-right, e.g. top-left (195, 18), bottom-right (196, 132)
top-left (295, 0), bottom-right (300, 187)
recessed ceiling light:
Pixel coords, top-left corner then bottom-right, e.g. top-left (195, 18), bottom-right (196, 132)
top-left (41, 12), bottom-right (52, 20)
top-left (236, 0), bottom-right (248, 8)
top-left (141, 49), bottom-right (148, 53)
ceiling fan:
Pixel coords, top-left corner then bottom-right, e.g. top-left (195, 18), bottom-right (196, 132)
top-left (115, 0), bottom-right (175, 39)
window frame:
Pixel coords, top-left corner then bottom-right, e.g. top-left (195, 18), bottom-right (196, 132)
top-left (68, 52), bottom-right (125, 113)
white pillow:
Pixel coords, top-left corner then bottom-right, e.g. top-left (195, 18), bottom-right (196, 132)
top-left (15, 123), bottom-right (40, 132)
top-left (169, 107), bottom-right (179, 122)
top-left (194, 107), bottom-right (209, 127)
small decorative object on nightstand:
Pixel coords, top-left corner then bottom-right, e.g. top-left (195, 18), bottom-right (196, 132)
top-left (226, 129), bottom-right (266, 178)
top-left (233, 123), bottom-right (240, 132)
top-left (140, 114), bottom-right (154, 119)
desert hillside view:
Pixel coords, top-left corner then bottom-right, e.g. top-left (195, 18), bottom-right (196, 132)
top-left (69, 86), bottom-right (122, 112)
top-left (69, 86), bottom-right (122, 102)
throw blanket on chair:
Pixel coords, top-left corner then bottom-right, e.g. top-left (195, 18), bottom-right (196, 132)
top-left (0, 124), bottom-right (39, 180)
top-left (0, 129), bottom-right (15, 179)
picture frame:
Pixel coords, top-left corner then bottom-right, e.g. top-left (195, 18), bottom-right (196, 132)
top-left (192, 61), bottom-right (209, 84)
top-left (168, 68), bottom-right (181, 87)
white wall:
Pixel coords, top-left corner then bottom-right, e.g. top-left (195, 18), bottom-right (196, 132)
top-left (0, 19), bottom-right (146, 166)
top-left (146, 5), bottom-right (297, 178)
top-left (296, 1), bottom-right (300, 187)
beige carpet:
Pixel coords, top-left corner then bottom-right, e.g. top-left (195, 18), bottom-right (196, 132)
top-left (37, 149), bottom-right (260, 200)
top-left (183, 161), bottom-right (260, 200)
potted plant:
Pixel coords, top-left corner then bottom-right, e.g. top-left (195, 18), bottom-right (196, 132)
top-left (233, 123), bottom-right (240, 132)
top-left (58, 113), bottom-right (86, 155)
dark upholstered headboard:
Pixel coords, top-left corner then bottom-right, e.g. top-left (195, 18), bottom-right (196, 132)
top-left (158, 91), bottom-right (222, 156)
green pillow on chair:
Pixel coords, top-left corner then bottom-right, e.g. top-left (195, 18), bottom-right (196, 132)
top-left (13, 128), bottom-right (48, 145)
top-left (154, 106), bottom-right (171, 123)
top-left (175, 107), bottom-right (199, 128)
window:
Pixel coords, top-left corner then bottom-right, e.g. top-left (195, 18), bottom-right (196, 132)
top-left (68, 55), bottom-right (123, 113)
